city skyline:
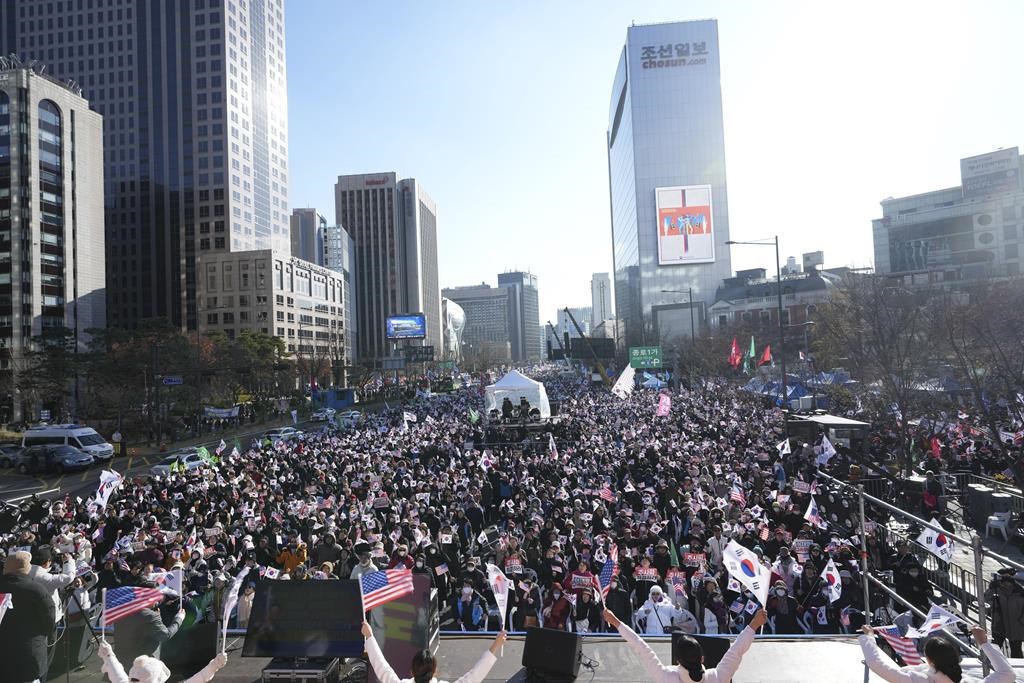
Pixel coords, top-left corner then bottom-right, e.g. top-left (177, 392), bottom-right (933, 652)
top-left (285, 0), bottom-right (1023, 325)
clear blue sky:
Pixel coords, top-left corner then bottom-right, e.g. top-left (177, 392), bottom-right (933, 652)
top-left (285, 0), bottom-right (1023, 324)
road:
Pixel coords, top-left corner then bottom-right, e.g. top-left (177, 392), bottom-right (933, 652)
top-left (0, 419), bottom-right (326, 503)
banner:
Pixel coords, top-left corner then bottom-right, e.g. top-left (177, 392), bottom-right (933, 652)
top-left (723, 540), bottom-right (770, 606)
top-left (611, 365), bottom-right (636, 399)
top-left (656, 393), bottom-right (671, 417)
top-left (204, 406), bottom-right (239, 418)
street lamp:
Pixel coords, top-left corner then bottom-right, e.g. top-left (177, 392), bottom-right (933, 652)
top-left (726, 237), bottom-right (788, 409)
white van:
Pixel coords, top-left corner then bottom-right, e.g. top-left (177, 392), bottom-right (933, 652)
top-left (21, 424), bottom-right (115, 461)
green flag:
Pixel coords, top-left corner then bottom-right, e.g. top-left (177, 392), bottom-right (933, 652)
top-left (469, 408), bottom-right (480, 424)
top-left (669, 539), bottom-right (681, 568)
top-left (748, 336), bottom-right (756, 359)
top-left (197, 446), bottom-right (212, 464)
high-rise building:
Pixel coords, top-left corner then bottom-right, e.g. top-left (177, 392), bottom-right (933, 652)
top-left (290, 208), bottom-right (326, 266)
top-left (0, 62), bottom-right (105, 421)
top-left (334, 172), bottom-right (440, 365)
top-left (497, 271), bottom-right (541, 361)
top-left (873, 147), bottom-right (1024, 285)
top-left (606, 20), bottom-right (733, 349)
top-left (441, 283), bottom-right (517, 365)
top-left (323, 223), bottom-right (357, 368)
top-left (1, 0), bottom-right (292, 330)
top-left (590, 272), bottom-right (612, 327)
top-left (557, 307), bottom-right (592, 340)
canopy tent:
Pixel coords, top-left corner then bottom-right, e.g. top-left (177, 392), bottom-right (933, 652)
top-left (484, 370), bottom-right (551, 419)
top-left (642, 372), bottom-right (666, 390)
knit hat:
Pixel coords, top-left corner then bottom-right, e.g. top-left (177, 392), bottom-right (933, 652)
top-left (3, 551), bottom-right (30, 575)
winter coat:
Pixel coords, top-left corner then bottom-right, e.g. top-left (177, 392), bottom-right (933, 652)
top-left (365, 634), bottom-right (497, 683)
top-left (618, 622), bottom-right (756, 683)
top-left (113, 607), bottom-right (185, 670)
top-left (27, 558), bottom-right (77, 620)
top-left (0, 572), bottom-right (55, 683)
top-left (859, 634), bottom-right (1013, 683)
top-left (989, 583), bottom-right (1024, 641)
top-left (637, 597), bottom-right (698, 635)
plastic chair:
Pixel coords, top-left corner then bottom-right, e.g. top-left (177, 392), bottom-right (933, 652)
top-left (987, 511), bottom-right (1013, 541)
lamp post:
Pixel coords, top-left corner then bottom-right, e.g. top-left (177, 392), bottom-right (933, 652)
top-left (660, 288), bottom-right (696, 389)
top-left (785, 320), bottom-right (816, 410)
top-left (726, 237), bottom-right (788, 410)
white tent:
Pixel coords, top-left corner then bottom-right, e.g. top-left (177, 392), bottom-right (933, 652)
top-left (484, 370), bottom-right (551, 419)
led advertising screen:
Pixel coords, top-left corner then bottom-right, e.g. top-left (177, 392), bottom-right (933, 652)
top-left (241, 580), bottom-right (364, 658)
top-left (386, 313), bottom-right (427, 340)
top-left (656, 185), bottom-right (715, 265)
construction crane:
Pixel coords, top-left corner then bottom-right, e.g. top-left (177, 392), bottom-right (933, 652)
top-left (546, 321), bottom-right (567, 362)
top-left (562, 308), bottom-right (611, 387)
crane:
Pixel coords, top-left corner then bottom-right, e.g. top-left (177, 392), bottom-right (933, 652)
top-left (562, 308), bottom-right (611, 387)
top-left (546, 321), bottom-right (567, 363)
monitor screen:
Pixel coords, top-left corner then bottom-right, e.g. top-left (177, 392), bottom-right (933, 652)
top-left (386, 314), bottom-right (427, 340)
top-left (241, 580), bottom-right (364, 659)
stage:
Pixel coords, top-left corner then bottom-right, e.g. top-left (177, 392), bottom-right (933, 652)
top-left (53, 633), bottom-right (1018, 683)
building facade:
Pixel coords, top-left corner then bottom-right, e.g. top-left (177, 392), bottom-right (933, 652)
top-left (322, 223), bottom-right (356, 369)
top-left (334, 172), bottom-right (441, 365)
top-left (497, 270), bottom-right (541, 361)
top-left (0, 63), bottom-right (105, 421)
top-left (606, 20), bottom-right (733, 349)
top-left (590, 272), bottom-right (612, 328)
top-left (197, 249), bottom-right (352, 383)
top-left (873, 147), bottom-right (1024, 287)
top-left (290, 208), bottom-right (325, 266)
top-left (441, 283), bottom-right (512, 364)
top-left (557, 306), bottom-right (592, 340)
top-left (1, 0), bottom-right (291, 331)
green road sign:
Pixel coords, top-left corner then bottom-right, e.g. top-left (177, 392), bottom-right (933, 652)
top-left (629, 346), bottom-right (663, 369)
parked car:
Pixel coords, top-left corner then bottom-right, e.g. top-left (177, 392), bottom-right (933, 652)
top-left (310, 407), bottom-right (336, 422)
top-left (0, 442), bottom-right (22, 468)
top-left (15, 445), bottom-right (94, 475)
top-left (21, 424), bottom-right (115, 461)
top-left (263, 427), bottom-right (303, 443)
top-left (151, 449), bottom-right (205, 477)
top-left (337, 410), bottom-right (361, 428)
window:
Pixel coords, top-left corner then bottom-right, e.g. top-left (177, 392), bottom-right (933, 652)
top-left (1006, 243), bottom-right (1019, 260)
top-left (207, 313), bottom-right (218, 324)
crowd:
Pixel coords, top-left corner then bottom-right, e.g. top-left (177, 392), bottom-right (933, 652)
top-left (0, 366), bottom-right (1022, 682)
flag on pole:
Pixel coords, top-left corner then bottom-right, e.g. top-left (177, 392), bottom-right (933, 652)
top-left (486, 564), bottom-right (510, 629)
top-left (917, 519), bottom-right (955, 563)
top-left (903, 604), bottom-right (964, 639)
top-left (197, 446), bottom-right (214, 465)
top-left (0, 593), bottom-right (11, 626)
top-left (817, 436), bottom-right (837, 465)
top-left (777, 438), bottom-right (791, 455)
top-left (403, 411), bottom-right (417, 423)
top-left (599, 485), bottom-right (616, 503)
top-left (723, 540), bottom-right (770, 607)
top-left (758, 345), bottom-right (773, 367)
top-left (469, 408), bottom-right (480, 424)
top-left (728, 338), bottom-right (741, 368)
top-left (822, 559), bottom-right (842, 603)
top-left (93, 470), bottom-right (124, 508)
top-left (103, 586), bottom-right (164, 625)
top-left (148, 568), bottom-right (183, 596)
top-left (222, 567), bottom-right (251, 644)
top-left (359, 569), bottom-right (415, 612)
top-left (876, 626), bottom-right (923, 665)
top-left (598, 545), bottom-right (619, 599)
top-left (668, 540), bottom-right (681, 568)
top-left (748, 336), bottom-right (756, 361)
top-left (804, 496), bottom-right (826, 528)
top-left (729, 486), bottom-right (746, 507)
top-left (548, 433), bottom-right (559, 461)
top-left (610, 364), bottom-right (636, 399)
top-left (215, 439), bottom-right (227, 455)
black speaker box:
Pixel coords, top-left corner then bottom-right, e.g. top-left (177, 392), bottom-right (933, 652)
top-left (522, 627), bottom-right (581, 680)
top-left (161, 621), bottom-right (218, 675)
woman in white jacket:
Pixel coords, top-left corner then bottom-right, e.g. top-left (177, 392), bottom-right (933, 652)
top-left (859, 625), bottom-right (1014, 683)
top-left (604, 607), bottom-right (767, 682)
top-left (361, 621), bottom-right (506, 683)
top-left (637, 585), bottom-right (700, 635)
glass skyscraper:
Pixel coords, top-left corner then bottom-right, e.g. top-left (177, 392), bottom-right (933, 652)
top-left (607, 20), bottom-right (733, 349)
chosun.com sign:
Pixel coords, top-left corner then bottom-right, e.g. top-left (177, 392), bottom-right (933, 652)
top-left (639, 42), bottom-right (710, 70)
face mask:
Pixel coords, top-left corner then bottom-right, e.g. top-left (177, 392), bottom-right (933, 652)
top-left (909, 570), bottom-right (919, 577)
top-left (415, 561), bottom-right (424, 568)
top-left (653, 594), bottom-right (663, 602)
top-left (609, 581), bottom-right (617, 589)
top-left (776, 588), bottom-right (787, 596)
top-left (553, 591), bottom-right (561, 599)
top-left (462, 587), bottom-right (472, 596)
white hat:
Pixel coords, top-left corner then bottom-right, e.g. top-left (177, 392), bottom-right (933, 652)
top-left (129, 656), bottom-right (171, 683)
top-left (650, 585), bottom-right (664, 595)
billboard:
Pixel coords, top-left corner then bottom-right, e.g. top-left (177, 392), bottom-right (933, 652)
top-left (656, 185), bottom-right (715, 265)
top-left (960, 148), bottom-right (1021, 199)
top-left (386, 313), bottom-right (427, 340)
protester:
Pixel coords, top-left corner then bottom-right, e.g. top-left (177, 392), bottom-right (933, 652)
top-left (986, 569), bottom-right (1024, 659)
top-left (0, 551), bottom-right (56, 683)
top-left (362, 621), bottom-right (506, 683)
top-left (98, 641), bottom-right (227, 683)
top-left (113, 588), bottom-right (186, 670)
top-left (860, 624), bottom-right (1014, 683)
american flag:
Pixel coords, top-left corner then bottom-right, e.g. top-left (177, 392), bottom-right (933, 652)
top-left (804, 496), bottom-right (825, 528)
top-left (729, 487), bottom-right (746, 507)
top-left (548, 433), bottom-right (559, 461)
top-left (758, 525), bottom-right (770, 541)
top-left (599, 486), bottom-right (616, 503)
top-left (876, 626), bottom-right (922, 666)
top-left (598, 544), bottom-right (619, 598)
top-left (360, 569), bottom-right (414, 612)
top-left (103, 586), bottom-right (164, 624)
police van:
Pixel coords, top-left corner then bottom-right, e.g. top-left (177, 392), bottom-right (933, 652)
top-left (21, 424), bottom-right (115, 461)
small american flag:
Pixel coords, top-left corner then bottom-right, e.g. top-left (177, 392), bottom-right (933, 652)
top-left (598, 544), bottom-right (619, 598)
top-left (103, 586), bottom-right (164, 624)
top-left (729, 487), bottom-right (746, 507)
top-left (360, 569), bottom-right (414, 612)
top-left (758, 525), bottom-right (770, 541)
top-left (599, 486), bottom-right (616, 503)
top-left (876, 626), bottom-right (922, 666)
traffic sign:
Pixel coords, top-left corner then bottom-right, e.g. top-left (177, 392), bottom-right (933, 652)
top-left (161, 375), bottom-right (184, 386)
top-left (629, 346), bottom-right (663, 369)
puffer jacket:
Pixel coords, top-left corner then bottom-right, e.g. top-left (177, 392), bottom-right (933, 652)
top-left (858, 634), bottom-right (1014, 683)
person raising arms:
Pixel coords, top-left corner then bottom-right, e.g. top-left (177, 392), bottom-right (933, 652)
top-left (602, 607), bottom-right (768, 683)
top-left (361, 621), bottom-right (506, 683)
top-left (860, 624), bottom-right (1014, 683)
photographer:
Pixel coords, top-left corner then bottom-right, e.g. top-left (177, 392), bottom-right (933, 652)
top-left (27, 544), bottom-right (76, 622)
top-left (987, 568), bottom-right (1024, 658)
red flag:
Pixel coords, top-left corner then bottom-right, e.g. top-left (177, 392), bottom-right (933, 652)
top-left (930, 437), bottom-right (942, 458)
top-left (758, 345), bottom-right (773, 367)
top-left (728, 337), bottom-right (741, 368)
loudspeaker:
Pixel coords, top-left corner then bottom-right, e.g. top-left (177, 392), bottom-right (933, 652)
top-left (161, 622), bottom-right (218, 675)
top-left (522, 627), bottom-right (581, 680)
top-left (672, 632), bottom-right (731, 668)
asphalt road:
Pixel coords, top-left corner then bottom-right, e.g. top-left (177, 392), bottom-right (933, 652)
top-left (0, 419), bottom-right (326, 503)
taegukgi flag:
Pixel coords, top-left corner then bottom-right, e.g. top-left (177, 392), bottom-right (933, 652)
top-left (917, 519), bottom-right (955, 563)
top-left (486, 563), bottom-right (510, 628)
top-left (723, 540), bottom-right (770, 607)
